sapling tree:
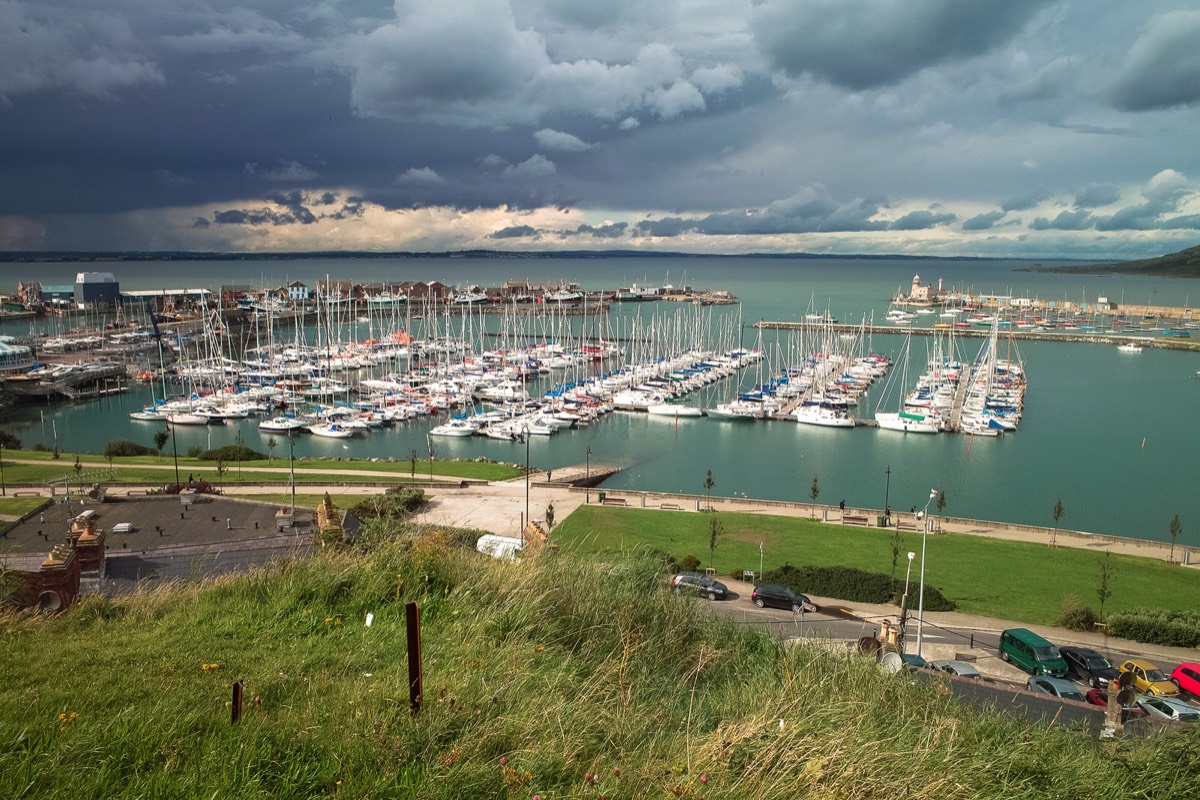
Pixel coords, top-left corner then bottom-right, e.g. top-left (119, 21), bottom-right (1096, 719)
top-left (703, 469), bottom-right (715, 511)
top-left (810, 476), bottom-right (820, 519)
top-left (1168, 515), bottom-right (1183, 563)
top-left (1051, 498), bottom-right (1065, 547)
top-left (708, 516), bottom-right (725, 570)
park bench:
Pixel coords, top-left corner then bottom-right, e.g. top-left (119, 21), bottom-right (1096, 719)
top-left (896, 520), bottom-right (919, 531)
top-left (843, 514), bottom-right (869, 526)
top-left (660, 503), bottom-right (683, 511)
top-left (601, 497), bottom-right (627, 507)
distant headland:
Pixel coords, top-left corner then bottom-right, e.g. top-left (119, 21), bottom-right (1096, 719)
top-left (0, 249), bottom-right (1035, 264)
top-left (1017, 243), bottom-right (1200, 277)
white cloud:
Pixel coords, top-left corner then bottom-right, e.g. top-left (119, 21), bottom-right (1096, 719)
top-left (395, 167), bottom-right (448, 186)
top-left (503, 153), bottom-right (557, 179)
top-left (533, 128), bottom-right (594, 152)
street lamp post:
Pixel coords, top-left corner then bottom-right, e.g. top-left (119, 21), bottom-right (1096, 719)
top-left (883, 464), bottom-right (891, 524)
top-left (899, 551), bottom-right (915, 652)
top-left (916, 488), bottom-right (938, 659)
top-left (169, 422), bottom-right (180, 488)
top-left (524, 426), bottom-right (531, 532)
top-left (0, 442), bottom-right (6, 497)
top-left (288, 432), bottom-right (296, 519)
top-left (585, 445), bottom-right (591, 503)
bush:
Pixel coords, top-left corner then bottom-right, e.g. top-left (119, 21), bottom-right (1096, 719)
top-left (103, 439), bottom-right (156, 459)
top-left (0, 430), bottom-right (21, 450)
top-left (730, 568), bottom-right (745, 581)
top-left (351, 486), bottom-right (427, 522)
top-left (678, 554), bottom-right (701, 572)
top-left (185, 446), bottom-right (203, 458)
top-left (31, 442), bottom-right (48, 452)
top-left (198, 444), bottom-right (266, 462)
top-left (1058, 594), bottom-right (1098, 632)
top-left (1108, 607), bottom-right (1200, 648)
top-left (764, 564), bottom-right (956, 611)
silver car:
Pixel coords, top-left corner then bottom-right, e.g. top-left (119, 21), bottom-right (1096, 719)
top-left (928, 659), bottom-right (982, 680)
top-left (1027, 676), bottom-right (1085, 702)
top-left (1137, 696), bottom-right (1200, 723)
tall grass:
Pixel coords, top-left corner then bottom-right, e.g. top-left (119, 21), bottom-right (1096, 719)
top-left (1, 529), bottom-right (1198, 798)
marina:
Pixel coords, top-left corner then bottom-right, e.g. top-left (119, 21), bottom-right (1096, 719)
top-left (1, 255), bottom-right (1198, 543)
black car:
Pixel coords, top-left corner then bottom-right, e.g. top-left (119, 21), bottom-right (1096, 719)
top-left (750, 583), bottom-right (820, 613)
top-left (670, 571), bottom-right (729, 600)
top-left (1060, 646), bottom-right (1119, 688)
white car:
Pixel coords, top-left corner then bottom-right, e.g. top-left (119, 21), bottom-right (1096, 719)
top-left (1137, 696), bottom-right (1200, 723)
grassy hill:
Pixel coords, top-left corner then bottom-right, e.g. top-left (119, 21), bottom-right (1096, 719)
top-left (1026, 243), bottom-right (1200, 277)
top-left (2, 527), bottom-right (1198, 798)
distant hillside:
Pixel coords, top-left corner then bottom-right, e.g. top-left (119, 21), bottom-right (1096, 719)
top-left (1022, 243), bottom-right (1200, 277)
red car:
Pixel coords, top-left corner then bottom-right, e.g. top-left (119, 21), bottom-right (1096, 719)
top-left (1085, 688), bottom-right (1147, 718)
top-left (1170, 662), bottom-right (1200, 697)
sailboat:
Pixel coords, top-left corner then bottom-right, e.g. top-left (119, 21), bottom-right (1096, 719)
top-left (875, 332), bottom-right (940, 434)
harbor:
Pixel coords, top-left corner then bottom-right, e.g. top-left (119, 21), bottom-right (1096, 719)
top-left (1, 255), bottom-right (1198, 542)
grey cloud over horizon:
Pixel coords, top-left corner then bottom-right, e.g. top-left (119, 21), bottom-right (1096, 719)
top-left (0, 0), bottom-right (1198, 259)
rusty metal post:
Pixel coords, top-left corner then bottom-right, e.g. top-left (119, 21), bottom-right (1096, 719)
top-left (231, 679), bottom-right (243, 725)
top-left (406, 601), bottom-right (423, 715)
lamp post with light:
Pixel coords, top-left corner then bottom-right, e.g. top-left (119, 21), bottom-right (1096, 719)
top-left (916, 488), bottom-right (938, 659)
top-left (899, 551), bottom-right (915, 652)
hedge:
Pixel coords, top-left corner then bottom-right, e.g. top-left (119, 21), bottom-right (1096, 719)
top-left (1107, 607), bottom-right (1200, 649)
top-left (763, 563), bottom-right (956, 611)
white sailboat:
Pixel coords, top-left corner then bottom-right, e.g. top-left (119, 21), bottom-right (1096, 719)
top-left (875, 332), bottom-right (940, 434)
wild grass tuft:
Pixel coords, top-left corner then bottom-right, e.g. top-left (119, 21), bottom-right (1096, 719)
top-left (1, 526), bottom-right (1198, 798)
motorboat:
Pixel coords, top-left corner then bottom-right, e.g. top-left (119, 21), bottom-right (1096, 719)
top-left (258, 415), bottom-right (307, 434)
top-left (795, 404), bottom-right (856, 428)
top-left (429, 418), bottom-right (477, 437)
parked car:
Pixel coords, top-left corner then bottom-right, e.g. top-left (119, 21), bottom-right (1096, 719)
top-left (1137, 696), bottom-right (1200, 723)
top-left (1170, 662), bottom-right (1200, 697)
top-left (1027, 676), bottom-right (1086, 702)
top-left (928, 659), bottom-right (982, 680)
top-left (1084, 688), bottom-right (1147, 718)
top-left (1118, 658), bottom-right (1180, 697)
top-left (999, 628), bottom-right (1068, 677)
top-left (750, 583), bottom-right (820, 613)
top-left (1060, 646), bottom-right (1119, 688)
top-left (670, 571), bottom-right (728, 600)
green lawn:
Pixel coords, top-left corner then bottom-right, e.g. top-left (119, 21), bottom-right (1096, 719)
top-left (0, 496), bottom-right (51, 518)
top-left (0, 451), bottom-right (522, 485)
top-left (554, 505), bottom-right (1200, 626)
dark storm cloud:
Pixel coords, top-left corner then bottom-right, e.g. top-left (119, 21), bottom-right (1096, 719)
top-left (570, 221), bottom-right (628, 239)
top-left (889, 209), bottom-right (956, 231)
top-left (1030, 209), bottom-right (1094, 231)
top-left (633, 217), bottom-right (695, 238)
top-left (1109, 11), bottom-right (1200, 111)
top-left (489, 225), bottom-right (538, 239)
top-left (750, 0), bottom-right (1055, 90)
top-left (1074, 184), bottom-right (1121, 208)
top-left (962, 210), bottom-right (1006, 231)
top-left (205, 189), bottom-right (364, 226)
top-left (1001, 189), bottom-right (1050, 212)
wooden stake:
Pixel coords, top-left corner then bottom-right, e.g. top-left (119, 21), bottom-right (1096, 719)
top-left (406, 602), bottom-right (423, 715)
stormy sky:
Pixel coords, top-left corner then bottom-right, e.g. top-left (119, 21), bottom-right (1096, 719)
top-left (2, 0), bottom-right (1199, 259)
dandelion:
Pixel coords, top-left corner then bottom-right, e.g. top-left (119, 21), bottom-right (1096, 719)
top-left (534, 644), bottom-right (545, 653)
top-left (201, 663), bottom-right (221, 671)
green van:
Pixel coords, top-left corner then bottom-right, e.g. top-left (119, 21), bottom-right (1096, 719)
top-left (999, 628), bottom-right (1068, 677)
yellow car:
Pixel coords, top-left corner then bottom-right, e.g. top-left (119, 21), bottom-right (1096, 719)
top-left (1119, 658), bottom-right (1180, 697)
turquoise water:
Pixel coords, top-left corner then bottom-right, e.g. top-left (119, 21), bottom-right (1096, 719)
top-left (4, 256), bottom-right (1199, 541)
